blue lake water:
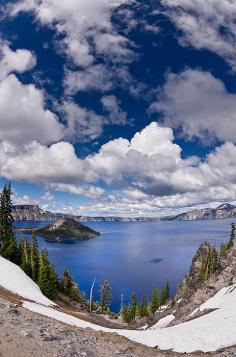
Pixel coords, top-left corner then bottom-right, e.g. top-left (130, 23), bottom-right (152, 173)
top-left (14, 219), bottom-right (234, 311)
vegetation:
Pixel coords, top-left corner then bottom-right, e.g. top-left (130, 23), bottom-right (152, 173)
top-left (17, 218), bottom-right (100, 242)
top-left (99, 280), bottom-right (112, 313)
top-left (199, 223), bottom-right (236, 283)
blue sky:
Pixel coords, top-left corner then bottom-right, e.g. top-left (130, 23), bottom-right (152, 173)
top-left (0, 0), bottom-right (236, 216)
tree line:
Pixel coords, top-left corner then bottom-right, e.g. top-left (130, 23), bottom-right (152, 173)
top-left (199, 222), bottom-right (236, 282)
top-left (0, 183), bottom-right (170, 322)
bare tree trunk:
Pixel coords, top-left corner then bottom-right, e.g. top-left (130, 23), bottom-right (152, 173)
top-left (89, 277), bottom-right (96, 312)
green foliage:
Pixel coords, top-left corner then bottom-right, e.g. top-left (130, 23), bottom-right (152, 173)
top-left (129, 291), bottom-right (137, 320)
top-left (38, 249), bottom-right (57, 299)
top-left (21, 238), bottom-right (32, 277)
top-left (160, 283), bottom-right (170, 305)
top-left (139, 295), bottom-right (149, 318)
top-left (199, 245), bottom-right (218, 282)
top-left (31, 236), bottom-right (40, 282)
top-left (228, 223), bottom-right (236, 249)
top-left (121, 306), bottom-right (130, 323)
top-left (99, 280), bottom-right (112, 313)
top-left (150, 288), bottom-right (160, 315)
top-left (0, 183), bottom-right (18, 262)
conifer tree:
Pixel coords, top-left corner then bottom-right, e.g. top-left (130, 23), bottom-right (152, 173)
top-left (21, 238), bottom-right (32, 277)
top-left (38, 249), bottom-right (56, 299)
top-left (228, 223), bottom-right (236, 249)
top-left (160, 283), bottom-right (170, 305)
top-left (61, 269), bottom-right (73, 294)
top-left (139, 295), bottom-right (149, 318)
top-left (121, 306), bottom-right (130, 323)
top-left (0, 184), bottom-right (17, 261)
top-left (129, 291), bottom-right (137, 320)
top-left (99, 280), bottom-right (112, 313)
top-left (150, 288), bottom-right (160, 315)
top-left (31, 236), bottom-right (40, 282)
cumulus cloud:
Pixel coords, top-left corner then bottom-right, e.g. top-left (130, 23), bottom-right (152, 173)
top-left (41, 191), bottom-right (54, 201)
top-left (161, 0), bottom-right (236, 69)
top-left (0, 74), bottom-right (64, 145)
top-left (10, 0), bottom-right (134, 93)
top-left (1, 119), bottom-right (236, 215)
top-left (0, 41), bottom-right (36, 80)
top-left (151, 69), bottom-right (236, 144)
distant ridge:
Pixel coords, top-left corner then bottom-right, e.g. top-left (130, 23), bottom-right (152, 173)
top-left (12, 204), bottom-right (158, 222)
top-left (164, 203), bottom-right (236, 221)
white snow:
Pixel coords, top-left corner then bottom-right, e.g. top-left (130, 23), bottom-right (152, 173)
top-left (148, 314), bottom-right (175, 329)
top-left (2, 255), bottom-right (236, 353)
top-left (23, 283), bottom-right (236, 353)
top-left (0, 255), bottom-right (55, 306)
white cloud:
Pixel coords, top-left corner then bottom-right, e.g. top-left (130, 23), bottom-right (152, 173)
top-left (49, 183), bottom-right (104, 199)
top-left (0, 74), bottom-right (64, 145)
top-left (0, 42), bottom-right (36, 80)
top-left (162, 0), bottom-right (236, 69)
top-left (0, 140), bottom-right (95, 184)
top-left (10, 0), bottom-right (135, 93)
top-left (41, 191), bottom-right (54, 201)
top-left (101, 95), bottom-right (127, 125)
top-left (151, 69), bottom-right (236, 144)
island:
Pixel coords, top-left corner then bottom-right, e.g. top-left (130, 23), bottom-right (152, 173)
top-left (16, 218), bottom-right (100, 243)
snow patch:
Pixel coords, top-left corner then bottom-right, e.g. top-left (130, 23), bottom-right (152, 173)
top-left (0, 255), bottom-right (55, 306)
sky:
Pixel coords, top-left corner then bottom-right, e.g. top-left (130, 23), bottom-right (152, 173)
top-left (0, 0), bottom-right (236, 217)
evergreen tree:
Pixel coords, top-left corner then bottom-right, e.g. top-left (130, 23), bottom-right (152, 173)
top-left (121, 306), bottom-right (130, 323)
top-left (21, 238), bottom-right (32, 277)
top-left (69, 283), bottom-right (83, 303)
top-left (150, 288), bottom-right (160, 315)
top-left (228, 223), bottom-right (236, 249)
top-left (31, 236), bottom-right (40, 282)
top-left (0, 184), bottom-right (17, 261)
top-left (99, 280), bottom-right (112, 313)
top-left (160, 283), bottom-right (170, 305)
top-left (49, 264), bottom-right (58, 299)
top-left (129, 291), bottom-right (137, 320)
top-left (60, 269), bottom-right (73, 294)
top-left (38, 249), bottom-right (56, 299)
top-left (139, 295), bottom-right (148, 318)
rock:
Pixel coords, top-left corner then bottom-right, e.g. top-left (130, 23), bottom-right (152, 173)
top-left (7, 308), bottom-right (19, 315)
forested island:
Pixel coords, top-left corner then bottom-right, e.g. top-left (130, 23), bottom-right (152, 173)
top-left (16, 218), bottom-right (100, 242)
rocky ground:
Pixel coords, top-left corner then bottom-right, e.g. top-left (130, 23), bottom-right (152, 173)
top-left (1, 296), bottom-right (236, 357)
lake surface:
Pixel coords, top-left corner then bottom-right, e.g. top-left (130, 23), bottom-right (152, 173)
top-left (14, 219), bottom-right (234, 311)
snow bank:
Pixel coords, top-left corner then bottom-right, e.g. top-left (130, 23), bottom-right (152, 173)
top-left (0, 256), bottom-right (55, 306)
top-left (148, 314), bottom-right (175, 329)
top-left (23, 283), bottom-right (236, 353)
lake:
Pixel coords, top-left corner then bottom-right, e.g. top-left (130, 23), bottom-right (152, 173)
top-left (14, 218), bottom-right (234, 311)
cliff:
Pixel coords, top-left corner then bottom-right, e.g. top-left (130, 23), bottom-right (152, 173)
top-left (164, 203), bottom-right (236, 221)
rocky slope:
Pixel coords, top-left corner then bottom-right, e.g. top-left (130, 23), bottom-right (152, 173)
top-left (165, 203), bottom-right (236, 221)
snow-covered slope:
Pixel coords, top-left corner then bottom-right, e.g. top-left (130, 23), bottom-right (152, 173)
top-left (0, 255), bottom-right (55, 306)
top-left (2, 255), bottom-right (236, 353)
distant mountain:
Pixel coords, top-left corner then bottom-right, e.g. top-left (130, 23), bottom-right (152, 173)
top-left (16, 218), bottom-right (100, 242)
top-left (164, 203), bottom-right (236, 221)
top-left (12, 204), bottom-right (159, 222)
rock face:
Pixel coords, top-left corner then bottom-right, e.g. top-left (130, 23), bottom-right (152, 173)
top-left (175, 243), bottom-right (212, 301)
top-left (17, 218), bottom-right (100, 242)
top-left (165, 203), bottom-right (236, 221)
top-left (12, 205), bottom-right (69, 221)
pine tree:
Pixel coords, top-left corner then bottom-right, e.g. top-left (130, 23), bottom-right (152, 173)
top-left (160, 283), bottom-right (170, 305)
top-left (129, 291), bottom-right (137, 320)
top-left (99, 280), bottom-right (112, 313)
top-left (31, 236), bottom-right (40, 282)
top-left (139, 295), bottom-right (148, 318)
top-left (0, 184), bottom-right (17, 261)
top-left (38, 249), bottom-right (56, 299)
top-left (121, 306), bottom-right (130, 323)
top-left (49, 264), bottom-right (58, 299)
top-left (150, 288), bottom-right (160, 315)
top-left (60, 269), bottom-right (73, 294)
top-left (69, 283), bottom-right (83, 303)
top-left (21, 238), bottom-right (32, 277)
top-left (228, 223), bottom-right (236, 249)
